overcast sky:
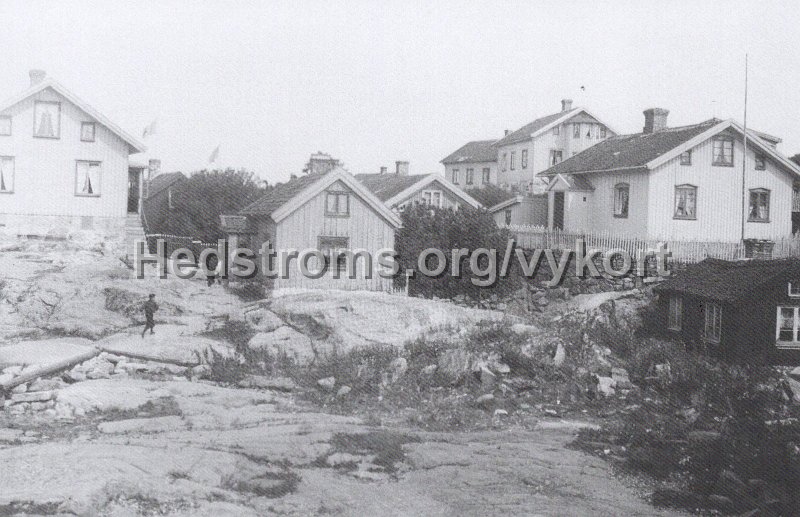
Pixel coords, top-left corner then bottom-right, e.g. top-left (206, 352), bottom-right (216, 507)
top-left (2, 0), bottom-right (799, 183)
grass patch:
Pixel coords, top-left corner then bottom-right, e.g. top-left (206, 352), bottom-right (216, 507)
top-left (328, 430), bottom-right (421, 474)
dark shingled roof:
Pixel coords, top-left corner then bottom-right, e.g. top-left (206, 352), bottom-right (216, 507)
top-left (653, 258), bottom-right (800, 304)
top-left (541, 118), bottom-right (721, 177)
top-left (441, 140), bottom-right (497, 164)
top-left (239, 173), bottom-right (325, 216)
top-left (354, 173), bottom-right (429, 202)
top-left (494, 110), bottom-right (574, 147)
top-left (147, 172), bottom-right (185, 197)
top-left (465, 185), bottom-right (515, 207)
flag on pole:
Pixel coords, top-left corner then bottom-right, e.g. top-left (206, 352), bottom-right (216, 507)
top-left (208, 145), bottom-right (220, 164)
top-left (142, 118), bottom-right (158, 139)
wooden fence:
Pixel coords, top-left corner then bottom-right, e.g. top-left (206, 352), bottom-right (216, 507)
top-left (504, 225), bottom-right (800, 264)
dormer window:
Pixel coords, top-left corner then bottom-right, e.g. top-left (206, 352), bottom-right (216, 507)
top-left (33, 101), bottom-right (60, 139)
top-left (81, 122), bottom-right (96, 142)
top-left (0, 116), bottom-right (11, 136)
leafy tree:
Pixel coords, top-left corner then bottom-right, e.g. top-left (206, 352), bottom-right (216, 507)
top-left (169, 168), bottom-right (268, 242)
top-left (790, 153), bottom-right (800, 166)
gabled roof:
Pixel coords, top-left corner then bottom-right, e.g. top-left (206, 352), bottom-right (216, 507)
top-left (653, 258), bottom-right (800, 304)
top-left (0, 77), bottom-right (146, 153)
top-left (546, 173), bottom-right (595, 192)
top-left (240, 168), bottom-right (402, 228)
top-left (146, 172), bottom-right (186, 198)
top-left (440, 140), bottom-right (497, 164)
top-left (493, 108), bottom-right (617, 147)
top-left (540, 118), bottom-right (800, 180)
top-left (465, 185), bottom-right (516, 208)
top-left (488, 195), bottom-right (523, 213)
top-left (356, 173), bottom-right (482, 209)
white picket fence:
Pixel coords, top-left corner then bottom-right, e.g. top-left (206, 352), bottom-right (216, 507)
top-left (504, 225), bottom-right (800, 264)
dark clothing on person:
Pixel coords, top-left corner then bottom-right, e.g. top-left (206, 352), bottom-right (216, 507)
top-left (142, 299), bottom-right (158, 337)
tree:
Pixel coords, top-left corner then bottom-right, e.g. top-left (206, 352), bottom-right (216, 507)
top-left (170, 168), bottom-right (267, 242)
top-left (790, 154), bottom-right (800, 166)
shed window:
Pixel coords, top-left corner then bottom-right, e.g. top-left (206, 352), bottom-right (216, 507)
top-left (0, 156), bottom-right (14, 193)
top-left (704, 303), bottom-right (722, 343)
top-left (75, 161), bottom-right (101, 196)
top-left (318, 236), bottom-right (349, 273)
top-left (325, 191), bottom-right (349, 217)
top-left (33, 101), bottom-right (60, 139)
top-left (668, 296), bottom-right (683, 331)
top-left (482, 168), bottom-right (490, 184)
top-left (748, 189), bottom-right (770, 222)
top-left (674, 185), bottom-right (697, 219)
top-left (790, 283), bottom-right (800, 298)
top-left (451, 169), bottom-right (459, 184)
top-left (521, 149), bottom-right (528, 169)
top-left (466, 168), bottom-right (474, 185)
top-left (680, 150), bottom-right (692, 165)
top-left (755, 153), bottom-right (766, 170)
top-left (0, 116), bottom-right (11, 136)
top-left (613, 183), bottom-right (629, 218)
top-left (712, 137), bottom-right (734, 166)
top-left (504, 209), bottom-right (512, 225)
top-left (573, 124), bottom-right (580, 139)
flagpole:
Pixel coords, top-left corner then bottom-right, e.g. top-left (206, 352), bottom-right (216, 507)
top-left (741, 53), bottom-right (749, 244)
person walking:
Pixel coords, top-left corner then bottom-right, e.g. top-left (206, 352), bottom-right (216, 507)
top-left (141, 293), bottom-right (158, 338)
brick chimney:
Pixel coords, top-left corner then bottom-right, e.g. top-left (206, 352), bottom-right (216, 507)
top-left (561, 98), bottom-right (573, 112)
top-left (643, 108), bottom-right (669, 134)
top-left (29, 69), bottom-right (46, 86)
top-left (395, 161), bottom-right (409, 175)
top-left (379, 166), bottom-right (387, 174)
top-left (504, 129), bottom-right (510, 136)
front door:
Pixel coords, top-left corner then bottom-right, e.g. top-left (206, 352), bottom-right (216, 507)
top-left (127, 167), bottom-right (140, 214)
top-left (553, 192), bottom-right (565, 230)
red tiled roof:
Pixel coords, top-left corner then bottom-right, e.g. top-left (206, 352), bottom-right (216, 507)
top-left (441, 140), bottom-right (497, 164)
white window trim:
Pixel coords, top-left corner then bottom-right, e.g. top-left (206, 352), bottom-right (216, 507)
top-left (704, 303), bottom-right (722, 343)
top-left (668, 296), bottom-right (683, 331)
top-left (75, 160), bottom-right (102, 197)
top-left (422, 190), bottom-right (443, 208)
top-left (789, 283), bottom-right (800, 298)
top-left (776, 306), bottom-right (800, 349)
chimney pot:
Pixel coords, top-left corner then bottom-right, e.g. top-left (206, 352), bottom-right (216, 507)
top-left (395, 160), bottom-right (409, 175)
top-left (379, 166), bottom-right (387, 174)
top-left (643, 108), bottom-right (669, 133)
top-left (29, 69), bottom-right (46, 86)
top-left (504, 129), bottom-right (510, 136)
top-left (561, 98), bottom-right (573, 112)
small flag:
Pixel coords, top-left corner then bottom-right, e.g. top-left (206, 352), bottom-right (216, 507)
top-left (208, 145), bottom-right (220, 164)
top-left (142, 118), bottom-right (158, 139)
top-left (580, 85), bottom-right (585, 91)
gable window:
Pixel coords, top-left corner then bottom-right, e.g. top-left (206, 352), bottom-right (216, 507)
top-left (573, 124), bottom-right (580, 139)
top-left (712, 137), bottom-right (734, 166)
top-left (510, 151), bottom-right (516, 170)
top-left (422, 190), bottom-right (443, 208)
top-left (755, 153), bottom-right (766, 170)
top-left (553, 125), bottom-right (560, 136)
top-left (451, 169), bottom-right (459, 184)
top-left (80, 122), bottom-right (96, 142)
top-left (325, 191), bottom-right (349, 217)
top-left (521, 149), bottom-right (528, 169)
top-left (0, 116), bottom-right (11, 136)
top-left (318, 236), bottom-right (349, 274)
top-left (549, 150), bottom-right (563, 166)
top-left (674, 185), bottom-right (697, 220)
top-left (504, 209), bottom-right (512, 225)
top-left (75, 161), bottom-right (101, 196)
top-left (33, 101), bottom-right (61, 139)
top-left (585, 127), bottom-right (592, 139)
top-left (704, 302), bottom-right (722, 343)
top-left (668, 296), bottom-right (683, 331)
top-left (466, 168), bottom-right (474, 185)
top-left (788, 283), bottom-right (800, 298)
top-left (613, 183), bottom-right (629, 218)
top-left (776, 307), bottom-right (800, 348)
top-left (481, 168), bottom-right (490, 184)
top-left (501, 153), bottom-right (507, 171)
top-left (748, 188), bottom-right (770, 222)
top-left (0, 156), bottom-right (14, 193)
top-left (680, 150), bottom-right (692, 165)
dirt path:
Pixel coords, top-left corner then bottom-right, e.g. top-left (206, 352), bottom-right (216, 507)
top-left (0, 377), bottom-right (683, 516)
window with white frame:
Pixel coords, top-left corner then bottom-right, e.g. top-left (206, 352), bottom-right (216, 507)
top-left (168, 188), bottom-right (175, 210)
top-left (680, 150), bottom-right (692, 165)
top-left (704, 303), bottom-right (722, 343)
top-left (521, 149), bottom-right (528, 169)
top-left (549, 150), bottom-right (563, 166)
top-left (451, 168), bottom-right (459, 184)
top-left (789, 283), bottom-right (800, 297)
top-left (674, 184), bottom-right (697, 220)
top-left (668, 296), bottom-right (683, 331)
top-left (481, 168), bottom-right (490, 184)
top-left (748, 189), bottom-right (770, 222)
top-left (776, 306), bottom-right (800, 348)
top-left (504, 209), bottom-right (512, 225)
top-left (324, 191), bottom-right (349, 217)
top-left (75, 160), bottom-right (101, 196)
top-left (553, 125), bottom-right (560, 136)
top-left (712, 137), bottom-right (734, 166)
top-left (755, 153), bottom-right (766, 170)
top-left (585, 126), bottom-right (592, 139)
top-left (510, 151), bottom-right (516, 170)
top-left (318, 236), bottom-right (349, 274)
top-left (599, 126), bottom-right (607, 138)
top-left (0, 156), bottom-right (14, 193)
top-left (0, 116), bottom-right (11, 136)
top-left (34, 101), bottom-right (61, 139)
top-left (466, 168), bottom-right (474, 185)
top-left (422, 190), bottom-right (443, 208)
top-left (573, 123), bottom-right (580, 139)
top-left (81, 122), bottom-right (96, 142)
top-left (613, 183), bottom-right (629, 218)
top-left (501, 153), bottom-right (507, 171)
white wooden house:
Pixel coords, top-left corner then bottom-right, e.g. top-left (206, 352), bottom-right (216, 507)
top-left (0, 70), bottom-right (146, 242)
top-left (540, 109), bottom-right (800, 242)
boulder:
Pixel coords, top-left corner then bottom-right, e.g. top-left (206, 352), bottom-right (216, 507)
top-left (477, 366), bottom-right (496, 390)
top-left (317, 376), bottom-right (336, 391)
top-left (28, 378), bottom-right (64, 392)
top-left (247, 327), bottom-right (315, 365)
top-left (191, 364), bottom-right (212, 379)
top-left (10, 390), bottom-right (55, 403)
top-left (244, 308), bottom-right (285, 333)
top-left (611, 367), bottom-right (633, 389)
top-left (596, 376), bottom-right (616, 397)
top-left (553, 343), bottom-right (566, 367)
top-left (336, 385), bottom-right (352, 397)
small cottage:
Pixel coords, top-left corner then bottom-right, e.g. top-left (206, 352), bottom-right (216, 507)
top-left (653, 258), bottom-right (800, 364)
